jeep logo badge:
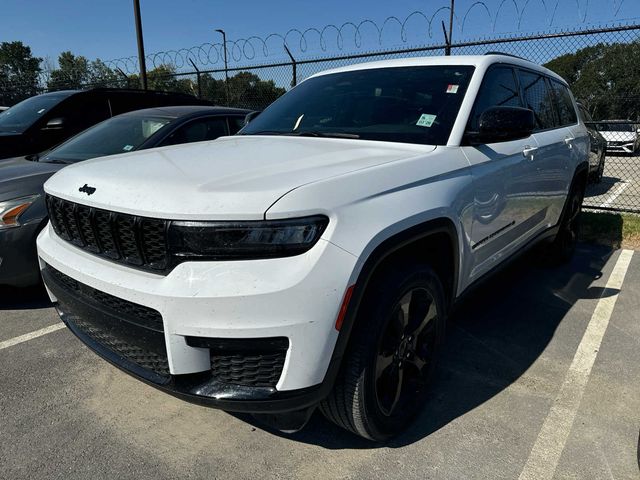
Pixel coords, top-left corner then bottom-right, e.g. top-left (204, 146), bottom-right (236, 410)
top-left (79, 184), bottom-right (96, 195)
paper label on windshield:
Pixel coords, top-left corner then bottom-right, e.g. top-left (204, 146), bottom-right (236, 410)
top-left (122, 144), bottom-right (134, 151)
top-left (416, 114), bottom-right (437, 127)
top-left (446, 84), bottom-right (459, 94)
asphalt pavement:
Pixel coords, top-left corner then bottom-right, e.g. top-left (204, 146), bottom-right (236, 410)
top-left (0, 244), bottom-right (638, 480)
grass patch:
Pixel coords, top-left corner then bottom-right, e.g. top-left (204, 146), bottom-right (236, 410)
top-left (580, 211), bottom-right (640, 250)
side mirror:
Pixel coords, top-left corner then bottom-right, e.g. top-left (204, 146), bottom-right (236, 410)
top-left (43, 117), bottom-right (65, 130)
top-left (469, 106), bottom-right (535, 144)
top-left (244, 111), bottom-right (261, 126)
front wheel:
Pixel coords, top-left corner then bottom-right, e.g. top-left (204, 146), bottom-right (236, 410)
top-left (320, 263), bottom-right (446, 441)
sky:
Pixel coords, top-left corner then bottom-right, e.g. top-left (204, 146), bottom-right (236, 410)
top-left (3, 0), bottom-right (640, 68)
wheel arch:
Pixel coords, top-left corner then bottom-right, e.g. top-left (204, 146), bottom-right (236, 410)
top-left (324, 216), bottom-right (461, 388)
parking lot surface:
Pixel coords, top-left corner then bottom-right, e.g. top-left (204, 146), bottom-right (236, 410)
top-left (1, 244), bottom-right (638, 480)
top-left (585, 153), bottom-right (640, 211)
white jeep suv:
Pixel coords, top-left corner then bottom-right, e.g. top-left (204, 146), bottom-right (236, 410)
top-left (37, 55), bottom-right (589, 440)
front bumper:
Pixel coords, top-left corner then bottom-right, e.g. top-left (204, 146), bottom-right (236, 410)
top-left (0, 221), bottom-right (43, 287)
top-left (606, 142), bottom-right (637, 153)
top-left (37, 224), bottom-right (357, 411)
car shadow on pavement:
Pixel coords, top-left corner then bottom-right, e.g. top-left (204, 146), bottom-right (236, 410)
top-left (248, 243), bottom-right (614, 449)
top-left (0, 283), bottom-right (51, 310)
top-left (584, 177), bottom-right (622, 197)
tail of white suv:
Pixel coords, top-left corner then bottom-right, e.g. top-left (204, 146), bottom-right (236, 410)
top-left (37, 54), bottom-right (589, 440)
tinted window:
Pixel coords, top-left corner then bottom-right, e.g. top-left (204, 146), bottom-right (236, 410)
top-left (577, 105), bottom-right (593, 123)
top-left (228, 116), bottom-right (245, 134)
top-left (42, 115), bottom-right (172, 163)
top-left (57, 95), bottom-right (112, 132)
top-left (0, 93), bottom-right (70, 133)
top-left (241, 66), bottom-right (476, 146)
top-left (518, 70), bottom-right (557, 131)
top-left (468, 66), bottom-right (522, 131)
top-left (551, 81), bottom-right (577, 126)
top-left (160, 117), bottom-right (228, 146)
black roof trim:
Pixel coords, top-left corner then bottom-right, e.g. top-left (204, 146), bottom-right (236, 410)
top-left (484, 51), bottom-right (529, 61)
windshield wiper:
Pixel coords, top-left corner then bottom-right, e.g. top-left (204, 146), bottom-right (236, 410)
top-left (25, 153), bottom-right (39, 162)
top-left (242, 130), bottom-right (289, 136)
top-left (42, 158), bottom-right (70, 165)
top-left (289, 131), bottom-right (360, 139)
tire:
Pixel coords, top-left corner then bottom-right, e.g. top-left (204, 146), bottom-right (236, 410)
top-left (592, 153), bottom-right (605, 184)
top-left (548, 178), bottom-right (585, 264)
top-left (320, 262), bottom-right (447, 441)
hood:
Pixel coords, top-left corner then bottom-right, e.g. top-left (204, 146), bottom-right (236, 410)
top-left (0, 157), bottom-right (64, 201)
top-left (44, 135), bottom-right (433, 220)
top-left (600, 131), bottom-right (637, 142)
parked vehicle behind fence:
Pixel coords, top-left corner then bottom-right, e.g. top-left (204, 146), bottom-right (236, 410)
top-left (0, 88), bottom-right (212, 160)
top-left (599, 120), bottom-right (640, 154)
top-left (37, 54), bottom-right (589, 440)
top-left (0, 106), bottom-right (249, 287)
top-left (576, 103), bottom-right (607, 183)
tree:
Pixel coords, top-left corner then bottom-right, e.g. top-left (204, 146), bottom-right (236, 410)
top-left (128, 64), bottom-right (194, 93)
top-left (544, 41), bottom-right (640, 120)
top-left (227, 72), bottom-right (286, 109)
top-left (0, 41), bottom-right (42, 105)
top-left (48, 52), bottom-right (120, 90)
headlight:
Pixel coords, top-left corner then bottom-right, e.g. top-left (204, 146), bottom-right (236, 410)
top-left (0, 195), bottom-right (40, 230)
top-left (168, 215), bottom-right (329, 260)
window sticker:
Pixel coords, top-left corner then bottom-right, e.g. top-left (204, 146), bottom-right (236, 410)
top-left (374, 87), bottom-right (382, 96)
top-left (122, 144), bottom-right (134, 151)
top-left (446, 84), bottom-right (459, 94)
top-left (416, 113), bottom-right (437, 127)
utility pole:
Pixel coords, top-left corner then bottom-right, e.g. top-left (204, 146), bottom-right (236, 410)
top-left (216, 29), bottom-right (229, 104)
top-left (133, 0), bottom-right (148, 90)
top-left (448, 0), bottom-right (455, 55)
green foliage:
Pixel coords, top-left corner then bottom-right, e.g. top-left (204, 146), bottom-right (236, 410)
top-left (0, 41), bottom-right (42, 105)
top-left (48, 51), bottom-right (121, 90)
top-left (545, 41), bottom-right (640, 120)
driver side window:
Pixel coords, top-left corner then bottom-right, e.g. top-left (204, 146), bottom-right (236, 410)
top-left (468, 66), bottom-right (522, 132)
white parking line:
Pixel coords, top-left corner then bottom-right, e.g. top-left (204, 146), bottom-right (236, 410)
top-left (518, 249), bottom-right (634, 480)
top-left (599, 181), bottom-right (629, 208)
top-left (0, 323), bottom-right (65, 351)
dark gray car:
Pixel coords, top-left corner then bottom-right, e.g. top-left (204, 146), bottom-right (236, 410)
top-left (0, 105), bottom-right (250, 287)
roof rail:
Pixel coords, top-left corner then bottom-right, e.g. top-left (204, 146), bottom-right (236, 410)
top-left (483, 51), bottom-right (529, 61)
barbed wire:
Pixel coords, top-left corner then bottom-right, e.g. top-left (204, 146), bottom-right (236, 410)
top-left (98, 1), bottom-right (636, 74)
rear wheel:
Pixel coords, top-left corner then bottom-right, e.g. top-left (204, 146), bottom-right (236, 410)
top-left (548, 179), bottom-right (584, 263)
top-left (320, 263), bottom-right (446, 441)
top-left (592, 153), bottom-right (605, 184)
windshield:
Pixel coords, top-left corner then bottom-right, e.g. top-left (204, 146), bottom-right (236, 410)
top-left (42, 115), bottom-right (173, 163)
top-left (240, 65), bottom-right (475, 145)
top-left (0, 94), bottom-right (70, 133)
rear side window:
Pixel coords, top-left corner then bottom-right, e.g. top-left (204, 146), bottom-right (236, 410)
top-left (468, 66), bottom-right (522, 131)
top-left (577, 105), bottom-right (593, 123)
top-left (550, 81), bottom-right (577, 126)
top-left (518, 70), bottom-right (557, 131)
top-left (228, 116), bottom-right (245, 134)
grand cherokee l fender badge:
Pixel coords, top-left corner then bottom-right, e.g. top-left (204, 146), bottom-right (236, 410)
top-left (78, 184), bottom-right (96, 195)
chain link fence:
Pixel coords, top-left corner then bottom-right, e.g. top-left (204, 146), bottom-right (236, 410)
top-left (3, 23), bottom-right (640, 212)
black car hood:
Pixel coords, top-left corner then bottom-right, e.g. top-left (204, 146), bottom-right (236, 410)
top-left (0, 157), bottom-right (65, 201)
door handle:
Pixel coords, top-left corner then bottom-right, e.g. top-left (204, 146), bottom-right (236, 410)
top-left (523, 145), bottom-right (538, 158)
top-left (564, 136), bottom-right (575, 148)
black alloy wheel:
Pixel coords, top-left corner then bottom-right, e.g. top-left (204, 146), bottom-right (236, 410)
top-left (320, 263), bottom-right (446, 441)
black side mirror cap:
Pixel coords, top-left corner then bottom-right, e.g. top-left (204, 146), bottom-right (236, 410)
top-left (467, 106), bottom-right (535, 144)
